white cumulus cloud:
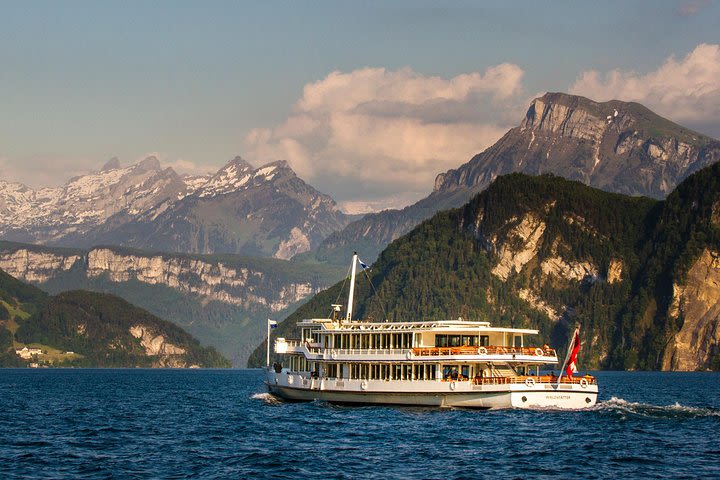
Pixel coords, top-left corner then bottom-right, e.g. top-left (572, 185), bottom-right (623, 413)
top-left (243, 65), bottom-right (527, 210)
top-left (570, 43), bottom-right (720, 137)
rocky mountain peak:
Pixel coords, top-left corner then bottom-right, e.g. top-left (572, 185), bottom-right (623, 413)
top-left (225, 155), bottom-right (254, 170)
top-left (433, 92), bottom-right (719, 198)
top-left (256, 160), bottom-right (295, 180)
top-left (101, 157), bottom-right (121, 171)
top-left (319, 92), bottom-right (720, 266)
top-left (136, 156), bottom-right (162, 172)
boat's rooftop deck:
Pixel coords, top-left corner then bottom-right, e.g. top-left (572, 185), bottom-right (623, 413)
top-left (298, 318), bottom-right (539, 335)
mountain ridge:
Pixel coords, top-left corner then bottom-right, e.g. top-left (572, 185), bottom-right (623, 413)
top-left (315, 92), bottom-right (720, 265)
top-left (1, 155), bottom-right (352, 259)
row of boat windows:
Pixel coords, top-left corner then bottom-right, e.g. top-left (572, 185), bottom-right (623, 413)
top-left (305, 332), bottom-right (416, 350)
top-left (302, 331), bottom-right (498, 349)
top-left (435, 335), bottom-right (489, 348)
top-left (331, 363), bottom-right (438, 381)
top-left (284, 356), bottom-right (531, 380)
top-left (286, 356), bottom-right (439, 380)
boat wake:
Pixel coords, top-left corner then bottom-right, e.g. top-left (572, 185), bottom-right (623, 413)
top-left (250, 392), bottom-right (284, 406)
top-left (595, 397), bottom-right (720, 419)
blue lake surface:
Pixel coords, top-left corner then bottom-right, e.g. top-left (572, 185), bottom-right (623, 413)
top-left (0, 369), bottom-right (719, 479)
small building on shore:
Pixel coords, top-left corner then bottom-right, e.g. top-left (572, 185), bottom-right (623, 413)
top-left (15, 347), bottom-right (43, 359)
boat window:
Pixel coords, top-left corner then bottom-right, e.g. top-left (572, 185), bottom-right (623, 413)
top-left (514, 335), bottom-right (522, 348)
top-left (461, 365), bottom-right (469, 379)
top-left (479, 335), bottom-right (489, 347)
top-left (436, 335), bottom-right (448, 347)
top-left (461, 335), bottom-right (478, 346)
top-left (442, 365), bottom-right (459, 380)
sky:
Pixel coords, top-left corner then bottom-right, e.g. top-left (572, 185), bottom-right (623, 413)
top-left (1, 0), bottom-right (719, 212)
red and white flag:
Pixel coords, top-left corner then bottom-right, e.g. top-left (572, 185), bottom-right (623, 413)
top-left (565, 328), bottom-right (581, 377)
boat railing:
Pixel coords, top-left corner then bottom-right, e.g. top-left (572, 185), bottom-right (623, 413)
top-left (282, 341), bottom-right (411, 356)
top-left (282, 340), bottom-right (557, 358)
top-left (453, 375), bottom-right (597, 385)
top-left (413, 345), bottom-right (556, 357)
top-left (329, 348), bottom-right (410, 356)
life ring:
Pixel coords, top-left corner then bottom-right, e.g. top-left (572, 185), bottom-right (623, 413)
top-left (287, 375), bottom-right (293, 385)
top-left (525, 377), bottom-right (535, 388)
top-left (580, 378), bottom-right (589, 389)
top-left (450, 381), bottom-right (457, 390)
top-left (477, 347), bottom-right (488, 355)
top-left (535, 348), bottom-right (544, 356)
top-left (406, 351), bottom-right (413, 360)
top-left (360, 381), bottom-right (368, 391)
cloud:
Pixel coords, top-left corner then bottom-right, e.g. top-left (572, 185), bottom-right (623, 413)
top-left (0, 155), bottom-right (96, 188)
top-left (570, 43), bottom-right (720, 136)
top-left (243, 65), bottom-right (527, 209)
top-left (676, 0), bottom-right (712, 16)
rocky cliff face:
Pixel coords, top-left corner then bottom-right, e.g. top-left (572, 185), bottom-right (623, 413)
top-left (129, 324), bottom-right (191, 367)
top-left (317, 93), bottom-right (720, 265)
top-left (0, 243), bottom-right (339, 365)
top-left (664, 249), bottom-right (720, 371)
top-left (436, 92), bottom-right (720, 198)
top-left (0, 246), bottom-right (321, 313)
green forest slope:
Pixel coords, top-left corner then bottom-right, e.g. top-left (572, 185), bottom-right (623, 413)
top-left (250, 163), bottom-right (720, 370)
top-left (0, 271), bottom-right (229, 367)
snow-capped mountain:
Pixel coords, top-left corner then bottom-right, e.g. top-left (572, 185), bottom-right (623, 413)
top-left (80, 157), bottom-right (350, 259)
top-left (1, 155), bottom-right (351, 259)
top-left (0, 156), bottom-right (189, 243)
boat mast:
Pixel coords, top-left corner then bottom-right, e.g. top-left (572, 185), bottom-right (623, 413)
top-left (345, 252), bottom-right (359, 322)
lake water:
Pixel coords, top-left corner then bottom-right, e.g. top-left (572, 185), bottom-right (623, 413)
top-left (0, 369), bottom-right (718, 479)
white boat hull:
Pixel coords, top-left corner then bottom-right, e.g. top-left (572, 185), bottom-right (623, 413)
top-left (266, 371), bottom-right (598, 410)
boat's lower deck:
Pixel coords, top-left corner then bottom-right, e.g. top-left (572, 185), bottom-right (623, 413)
top-left (266, 370), bottom-right (598, 409)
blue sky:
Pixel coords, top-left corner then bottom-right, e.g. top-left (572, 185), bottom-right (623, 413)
top-left (1, 1), bottom-right (718, 210)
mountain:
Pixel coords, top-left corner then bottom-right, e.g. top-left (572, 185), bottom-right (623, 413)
top-left (0, 268), bottom-right (229, 368)
top-left (84, 157), bottom-right (350, 259)
top-left (0, 156), bottom-right (189, 244)
top-left (0, 242), bottom-right (343, 365)
top-left (250, 163), bottom-right (720, 371)
top-left (316, 92), bottom-right (720, 265)
top-left (1, 156), bottom-right (351, 259)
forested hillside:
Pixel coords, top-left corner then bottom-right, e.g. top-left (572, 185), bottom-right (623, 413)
top-left (0, 270), bottom-right (230, 368)
top-left (250, 164), bottom-right (720, 371)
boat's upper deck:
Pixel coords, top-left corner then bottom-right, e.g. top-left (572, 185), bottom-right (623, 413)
top-left (297, 318), bottom-right (539, 336)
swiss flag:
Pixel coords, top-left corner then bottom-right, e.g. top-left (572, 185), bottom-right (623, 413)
top-left (566, 328), bottom-right (581, 377)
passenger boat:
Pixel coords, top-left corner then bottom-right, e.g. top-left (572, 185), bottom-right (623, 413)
top-left (265, 254), bottom-right (598, 409)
